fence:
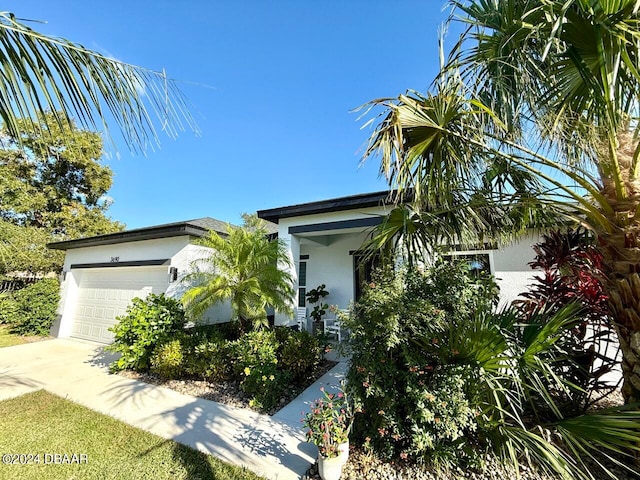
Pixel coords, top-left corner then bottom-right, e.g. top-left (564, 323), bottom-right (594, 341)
top-left (0, 277), bottom-right (39, 293)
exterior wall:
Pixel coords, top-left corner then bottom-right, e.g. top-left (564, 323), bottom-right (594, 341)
top-left (492, 233), bottom-right (540, 307)
top-left (274, 206), bottom-right (392, 326)
top-left (60, 236), bottom-right (190, 269)
top-left (301, 232), bottom-right (370, 312)
top-left (273, 206), bottom-right (544, 325)
top-left (55, 236), bottom-right (233, 340)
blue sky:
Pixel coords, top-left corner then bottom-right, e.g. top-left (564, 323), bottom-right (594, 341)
top-left (13, 1), bottom-right (455, 229)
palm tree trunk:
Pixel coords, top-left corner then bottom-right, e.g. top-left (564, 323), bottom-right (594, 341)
top-left (598, 133), bottom-right (640, 403)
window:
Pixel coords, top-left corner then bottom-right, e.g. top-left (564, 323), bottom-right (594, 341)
top-left (443, 251), bottom-right (493, 278)
top-left (298, 260), bottom-right (307, 308)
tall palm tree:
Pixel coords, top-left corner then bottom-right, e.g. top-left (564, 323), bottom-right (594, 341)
top-left (181, 216), bottom-right (294, 332)
top-left (362, 0), bottom-right (640, 402)
top-left (0, 12), bottom-right (197, 152)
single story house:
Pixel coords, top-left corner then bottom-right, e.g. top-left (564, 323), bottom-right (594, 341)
top-left (48, 218), bottom-right (232, 344)
top-left (257, 190), bottom-right (540, 329)
top-left (49, 191), bottom-right (542, 342)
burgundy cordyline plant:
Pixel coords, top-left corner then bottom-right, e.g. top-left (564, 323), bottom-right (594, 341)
top-left (302, 385), bottom-right (352, 458)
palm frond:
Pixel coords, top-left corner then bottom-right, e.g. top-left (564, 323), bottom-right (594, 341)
top-left (0, 12), bottom-right (198, 152)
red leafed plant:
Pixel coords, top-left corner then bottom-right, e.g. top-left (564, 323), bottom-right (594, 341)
top-left (514, 229), bottom-right (618, 411)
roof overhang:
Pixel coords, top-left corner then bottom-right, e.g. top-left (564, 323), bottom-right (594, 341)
top-left (256, 190), bottom-right (396, 224)
top-left (48, 223), bottom-right (209, 251)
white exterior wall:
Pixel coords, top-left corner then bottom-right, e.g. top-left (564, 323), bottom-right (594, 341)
top-left (492, 233), bottom-right (540, 307)
top-left (55, 236), bottom-right (233, 340)
top-left (274, 206), bottom-right (391, 326)
top-left (302, 232), bottom-right (370, 311)
top-left (272, 204), bottom-right (544, 326)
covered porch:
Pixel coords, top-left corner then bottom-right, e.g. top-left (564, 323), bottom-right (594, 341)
top-left (256, 191), bottom-right (392, 330)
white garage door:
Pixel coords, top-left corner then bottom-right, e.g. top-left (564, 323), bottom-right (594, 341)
top-left (70, 267), bottom-right (169, 343)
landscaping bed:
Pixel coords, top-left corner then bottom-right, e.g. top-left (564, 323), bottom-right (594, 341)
top-left (108, 294), bottom-right (336, 414)
top-left (119, 358), bottom-right (337, 415)
top-left (302, 447), bottom-right (638, 480)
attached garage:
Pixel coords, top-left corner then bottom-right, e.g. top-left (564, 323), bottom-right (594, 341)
top-left (48, 217), bottom-right (231, 343)
top-left (70, 266), bottom-right (169, 343)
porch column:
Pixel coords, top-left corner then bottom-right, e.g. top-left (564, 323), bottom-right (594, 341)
top-left (276, 231), bottom-right (300, 326)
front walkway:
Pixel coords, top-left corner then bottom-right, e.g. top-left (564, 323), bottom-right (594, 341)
top-left (0, 338), bottom-right (347, 480)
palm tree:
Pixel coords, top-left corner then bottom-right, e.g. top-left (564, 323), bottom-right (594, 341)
top-left (0, 12), bottom-right (197, 152)
top-left (181, 216), bottom-right (294, 332)
top-left (361, 0), bottom-right (640, 403)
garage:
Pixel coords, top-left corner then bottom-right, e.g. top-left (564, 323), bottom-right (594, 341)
top-left (48, 217), bottom-right (229, 343)
top-left (69, 266), bottom-right (169, 343)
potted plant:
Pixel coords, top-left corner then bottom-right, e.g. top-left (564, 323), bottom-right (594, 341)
top-left (305, 284), bottom-right (329, 332)
top-left (302, 385), bottom-right (352, 480)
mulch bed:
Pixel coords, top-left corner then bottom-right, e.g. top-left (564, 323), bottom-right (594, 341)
top-left (303, 389), bottom-right (639, 480)
top-left (119, 359), bottom-right (337, 416)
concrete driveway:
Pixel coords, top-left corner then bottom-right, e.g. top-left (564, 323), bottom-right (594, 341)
top-left (0, 338), bottom-right (319, 480)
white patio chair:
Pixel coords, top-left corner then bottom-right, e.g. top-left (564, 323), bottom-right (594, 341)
top-left (296, 307), bottom-right (307, 332)
top-left (323, 313), bottom-right (342, 342)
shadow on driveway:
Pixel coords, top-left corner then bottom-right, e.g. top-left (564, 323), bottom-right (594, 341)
top-left (101, 380), bottom-right (314, 479)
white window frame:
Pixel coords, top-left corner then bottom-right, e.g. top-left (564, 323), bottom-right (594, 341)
top-left (443, 249), bottom-right (495, 275)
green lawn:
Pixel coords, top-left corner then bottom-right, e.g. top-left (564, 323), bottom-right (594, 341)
top-left (0, 325), bottom-right (30, 348)
top-left (0, 390), bottom-right (265, 480)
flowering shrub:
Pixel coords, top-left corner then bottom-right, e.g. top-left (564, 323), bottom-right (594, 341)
top-left (344, 262), bottom-right (497, 464)
top-left (303, 386), bottom-right (352, 458)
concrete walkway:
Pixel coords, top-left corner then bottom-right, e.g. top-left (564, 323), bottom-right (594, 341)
top-left (0, 338), bottom-right (347, 480)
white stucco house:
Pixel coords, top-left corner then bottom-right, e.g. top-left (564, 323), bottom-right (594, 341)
top-left (256, 190), bottom-right (541, 328)
top-left (48, 217), bottom-right (232, 344)
top-left (49, 191), bottom-right (543, 343)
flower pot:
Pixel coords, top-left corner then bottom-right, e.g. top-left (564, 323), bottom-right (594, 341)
top-left (318, 454), bottom-right (343, 480)
top-left (337, 440), bottom-right (349, 466)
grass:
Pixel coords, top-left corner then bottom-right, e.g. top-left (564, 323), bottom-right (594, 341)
top-left (0, 324), bottom-right (31, 348)
top-left (0, 390), bottom-right (265, 480)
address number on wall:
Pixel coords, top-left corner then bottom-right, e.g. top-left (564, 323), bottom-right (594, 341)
top-left (110, 257), bottom-right (120, 263)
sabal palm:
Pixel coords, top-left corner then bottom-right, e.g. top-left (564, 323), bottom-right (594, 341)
top-left (0, 12), bottom-right (196, 152)
top-left (363, 0), bottom-right (640, 402)
top-left (181, 218), bottom-right (294, 332)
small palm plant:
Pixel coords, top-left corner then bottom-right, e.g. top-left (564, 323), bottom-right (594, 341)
top-left (181, 215), bottom-right (294, 332)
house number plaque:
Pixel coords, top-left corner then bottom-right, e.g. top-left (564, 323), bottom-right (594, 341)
top-left (110, 256), bottom-right (120, 263)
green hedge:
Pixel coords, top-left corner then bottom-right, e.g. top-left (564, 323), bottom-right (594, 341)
top-left (5, 278), bottom-right (60, 336)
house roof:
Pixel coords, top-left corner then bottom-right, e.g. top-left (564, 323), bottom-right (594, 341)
top-left (256, 190), bottom-right (396, 224)
top-left (48, 217), bottom-right (231, 251)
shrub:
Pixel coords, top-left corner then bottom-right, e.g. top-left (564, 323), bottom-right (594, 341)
top-left (0, 292), bottom-right (18, 324)
top-left (187, 337), bottom-right (233, 382)
top-left (150, 339), bottom-right (185, 379)
top-left (345, 262), bottom-right (640, 478)
top-left (241, 362), bottom-right (291, 410)
top-left (275, 327), bottom-right (321, 382)
top-left (108, 293), bottom-right (185, 372)
top-left (230, 329), bottom-right (292, 409)
top-left (231, 329), bottom-right (279, 376)
top-left (513, 229), bottom-right (616, 412)
top-left (11, 278), bottom-right (60, 336)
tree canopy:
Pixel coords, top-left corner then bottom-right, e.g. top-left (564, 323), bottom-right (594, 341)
top-left (0, 113), bottom-right (123, 274)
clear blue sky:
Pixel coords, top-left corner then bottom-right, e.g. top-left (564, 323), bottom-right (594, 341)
top-left (12, 1), bottom-right (455, 229)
